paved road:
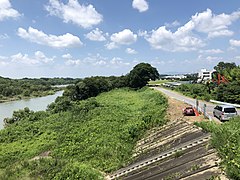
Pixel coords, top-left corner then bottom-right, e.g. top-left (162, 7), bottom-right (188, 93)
top-left (153, 87), bottom-right (240, 122)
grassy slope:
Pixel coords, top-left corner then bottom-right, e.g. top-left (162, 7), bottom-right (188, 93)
top-left (148, 80), bottom-right (170, 85)
top-left (195, 117), bottom-right (240, 179)
top-left (0, 88), bottom-right (167, 179)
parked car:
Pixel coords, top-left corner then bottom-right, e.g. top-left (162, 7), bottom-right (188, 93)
top-left (183, 106), bottom-right (195, 116)
top-left (213, 105), bottom-right (238, 121)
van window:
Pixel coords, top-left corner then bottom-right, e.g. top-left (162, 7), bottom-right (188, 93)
top-left (218, 106), bottom-right (222, 111)
top-left (224, 108), bottom-right (236, 113)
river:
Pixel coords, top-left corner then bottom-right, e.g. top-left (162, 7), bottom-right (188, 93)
top-left (0, 91), bottom-right (63, 129)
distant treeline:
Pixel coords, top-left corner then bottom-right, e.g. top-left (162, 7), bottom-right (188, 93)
top-left (0, 76), bottom-right (80, 101)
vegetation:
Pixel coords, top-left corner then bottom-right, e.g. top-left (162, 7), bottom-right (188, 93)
top-left (0, 88), bottom-right (167, 179)
top-left (174, 62), bottom-right (240, 103)
top-left (0, 77), bottom-right (79, 103)
top-left (128, 63), bottom-right (159, 89)
top-left (195, 117), bottom-right (240, 179)
top-left (148, 79), bottom-right (170, 85)
top-left (62, 63), bottom-right (160, 102)
top-left (0, 63), bottom-right (165, 179)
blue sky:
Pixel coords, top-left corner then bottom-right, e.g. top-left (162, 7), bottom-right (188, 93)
top-left (0, 0), bottom-right (240, 78)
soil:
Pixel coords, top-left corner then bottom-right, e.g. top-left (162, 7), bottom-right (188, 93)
top-left (166, 97), bottom-right (208, 124)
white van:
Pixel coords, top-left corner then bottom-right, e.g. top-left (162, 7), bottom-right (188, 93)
top-left (213, 105), bottom-right (238, 121)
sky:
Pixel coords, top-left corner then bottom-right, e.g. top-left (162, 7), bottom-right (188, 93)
top-left (0, 0), bottom-right (240, 78)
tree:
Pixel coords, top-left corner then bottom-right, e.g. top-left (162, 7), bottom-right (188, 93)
top-left (128, 63), bottom-right (159, 89)
top-left (214, 62), bottom-right (237, 75)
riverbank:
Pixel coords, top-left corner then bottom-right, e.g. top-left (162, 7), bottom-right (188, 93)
top-left (0, 88), bottom-right (167, 179)
top-left (0, 88), bottom-right (62, 104)
top-left (0, 91), bottom-right (63, 129)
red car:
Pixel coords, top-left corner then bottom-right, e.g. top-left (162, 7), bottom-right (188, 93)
top-left (183, 106), bottom-right (195, 116)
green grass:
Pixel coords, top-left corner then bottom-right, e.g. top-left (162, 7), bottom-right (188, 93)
top-left (148, 79), bottom-right (170, 85)
top-left (195, 117), bottom-right (240, 179)
top-left (0, 88), bottom-right (167, 179)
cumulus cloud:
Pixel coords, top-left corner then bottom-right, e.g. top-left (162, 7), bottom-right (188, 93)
top-left (11, 51), bottom-right (55, 65)
top-left (85, 28), bottom-right (106, 41)
top-left (105, 29), bottom-right (137, 50)
top-left (208, 30), bottom-right (233, 38)
top-left (111, 29), bottom-right (137, 45)
top-left (17, 27), bottom-right (82, 48)
top-left (132, 0), bottom-right (149, 12)
top-left (126, 48), bottom-right (137, 54)
top-left (191, 9), bottom-right (240, 38)
top-left (105, 42), bottom-right (118, 50)
top-left (143, 9), bottom-right (240, 52)
top-left (62, 53), bottom-right (73, 59)
top-left (65, 59), bottom-right (81, 66)
top-left (110, 57), bottom-right (130, 66)
top-left (0, 0), bottom-right (21, 21)
top-left (145, 26), bottom-right (204, 52)
top-left (45, 0), bottom-right (103, 29)
top-left (230, 39), bottom-right (240, 47)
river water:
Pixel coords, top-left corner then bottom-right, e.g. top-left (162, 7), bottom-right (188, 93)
top-left (0, 91), bottom-right (63, 129)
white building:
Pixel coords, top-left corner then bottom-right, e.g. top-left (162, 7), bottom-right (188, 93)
top-left (197, 68), bottom-right (215, 83)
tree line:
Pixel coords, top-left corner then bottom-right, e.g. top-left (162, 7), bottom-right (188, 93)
top-left (47, 63), bottom-right (158, 113)
top-left (0, 77), bottom-right (79, 102)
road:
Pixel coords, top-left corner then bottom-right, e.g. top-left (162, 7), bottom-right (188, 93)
top-left (153, 87), bottom-right (240, 122)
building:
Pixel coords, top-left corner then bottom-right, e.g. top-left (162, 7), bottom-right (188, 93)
top-left (197, 69), bottom-right (215, 83)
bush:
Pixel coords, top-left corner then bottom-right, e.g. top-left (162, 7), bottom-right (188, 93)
top-left (54, 163), bottom-right (103, 180)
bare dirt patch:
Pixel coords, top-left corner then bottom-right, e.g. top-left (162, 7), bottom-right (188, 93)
top-left (166, 97), bottom-right (208, 124)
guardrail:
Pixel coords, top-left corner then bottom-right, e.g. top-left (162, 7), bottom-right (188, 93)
top-left (210, 100), bottom-right (240, 108)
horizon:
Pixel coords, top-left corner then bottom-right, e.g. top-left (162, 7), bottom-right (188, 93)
top-left (1, 0), bottom-right (240, 78)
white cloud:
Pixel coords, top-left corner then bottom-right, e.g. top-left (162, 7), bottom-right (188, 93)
top-left (11, 51), bottom-right (55, 65)
top-left (191, 9), bottom-right (240, 38)
top-left (132, 0), bottom-right (149, 12)
top-left (138, 30), bottom-right (148, 37)
top-left (45, 0), bottom-right (103, 29)
top-left (0, 0), bottom-right (21, 21)
top-left (65, 59), bottom-right (81, 66)
top-left (126, 48), bottom-right (137, 54)
top-left (85, 28), bottom-right (106, 41)
top-left (110, 57), bottom-right (130, 66)
top-left (144, 9), bottom-right (240, 52)
top-left (0, 55), bottom-right (7, 60)
top-left (230, 39), bottom-right (240, 47)
top-left (164, 20), bottom-right (181, 28)
top-left (110, 29), bottom-right (137, 45)
top-left (106, 29), bottom-right (137, 50)
top-left (17, 27), bottom-right (82, 48)
top-left (145, 26), bottom-right (204, 52)
top-left (62, 53), bottom-right (72, 59)
top-left (208, 30), bottom-right (233, 38)
top-left (199, 49), bottom-right (224, 54)
top-left (34, 51), bottom-right (55, 63)
top-left (105, 42), bottom-right (118, 50)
